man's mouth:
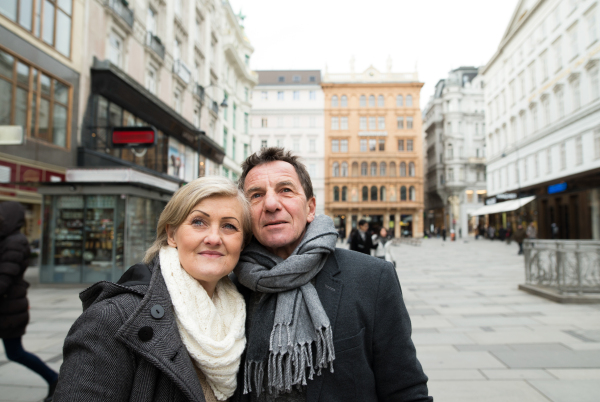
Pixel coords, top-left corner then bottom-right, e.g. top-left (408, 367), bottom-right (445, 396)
top-left (264, 221), bottom-right (287, 228)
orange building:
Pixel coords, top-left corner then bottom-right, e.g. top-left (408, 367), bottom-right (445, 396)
top-left (322, 66), bottom-right (424, 238)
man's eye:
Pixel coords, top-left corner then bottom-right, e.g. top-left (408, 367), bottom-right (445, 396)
top-left (250, 193), bottom-right (261, 199)
top-left (282, 188), bottom-right (292, 192)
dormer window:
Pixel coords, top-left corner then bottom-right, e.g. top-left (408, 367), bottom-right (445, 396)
top-left (278, 76), bottom-right (285, 82)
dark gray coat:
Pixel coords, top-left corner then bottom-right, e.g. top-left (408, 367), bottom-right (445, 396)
top-left (232, 248), bottom-right (432, 402)
top-left (53, 259), bottom-right (208, 402)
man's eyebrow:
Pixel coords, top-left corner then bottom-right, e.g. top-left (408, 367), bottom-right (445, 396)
top-left (276, 180), bottom-right (296, 188)
top-left (245, 185), bottom-right (263, 194)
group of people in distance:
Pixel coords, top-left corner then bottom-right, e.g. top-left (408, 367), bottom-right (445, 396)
top-left (2, 147), bottom-right (432, 402)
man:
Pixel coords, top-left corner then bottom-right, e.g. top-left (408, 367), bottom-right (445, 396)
top-left (232, 148), bottom-right (431, 402)
top-left (513, 224), bottom-right (527, 255)
top-left (526, 222), bottom-right (537, 239)
top-left (349, 219), bottom-right (375, 255)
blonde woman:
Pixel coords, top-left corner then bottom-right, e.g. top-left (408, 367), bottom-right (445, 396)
top-left (54, 177), bottom-right (250, 402)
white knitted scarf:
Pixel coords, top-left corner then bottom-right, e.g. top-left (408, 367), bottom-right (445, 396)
top-left (159, 246), bottom-right (246, 401)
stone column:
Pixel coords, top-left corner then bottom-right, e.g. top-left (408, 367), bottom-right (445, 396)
top-left (383, 211), bottom-right (390, 232)
top-left (395, 212), bottom-right (401, 238)
top-left (414, 209), bottom-right (424, 238)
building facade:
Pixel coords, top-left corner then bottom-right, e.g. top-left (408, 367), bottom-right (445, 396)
top-left (322, 66), bottom-right (424, 238)
top-left (482, 0), bottom-right (600, 239)
top-left (423, 67), bottom-right (487, 236)
top-left (249, 70), bottom-right (325, 215)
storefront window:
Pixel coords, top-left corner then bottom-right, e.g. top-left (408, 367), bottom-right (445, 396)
top-left (125, 197), bottom-right (166, 268)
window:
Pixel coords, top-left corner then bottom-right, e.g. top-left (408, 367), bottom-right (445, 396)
top-left (380, 162), bottom-right (386, 176)
top-left (400, 162), bottom-right (406, 176)
top-left (148, 7), bottom-right (158, 36)
top-left (222, 127), bottom-right (227, 152)
top-left (277, 91), bottom-right (284, 101)
top-left (244, 113), bottom-right (249, 134)
top-left (232, 103), bottom-right (237, 129)
top-left (361, 162), bottom-right (368, 175)
top-left (341, 162), bottom-right (348, 177)
top-left (377, 139), bottom-right (384, 151)
top-left (108, 32), bottom-right (123, 68)
top-left (553, 37), bottom-right (562, 71)
top-left (309, 76), bottom-right (316, 82)
top-left (406, 95), bottom-right (413, 107)
top-left (307, 163), bottom-right (315, 177)
top-left (378, 116), bottom-right (385, 129)
top-left (360, 139), bottom-right (367, 152)
top-left (277, 116), bottom-right (284, 127)
top-left (400, 186), bottom-right (407, 201)
top-left (368, 95), bottom-right (375, 107)
top-left (575, 135), bottom-right (583, 165)
top-left (369, 139), bottom-right (376, 151)
top-left (407, 140), bottom-right (413, 151)
top-left (540, 51), bottom-right (549, 81)
top-left (409, 162), bottom-right (415, 177)
top-left (587, 7), bottom-right (598, 45)
top-left (309, 116), bottom-right (316, 128)
top-left (261, 117), bottom-right (268, 127)
top-left (145, 66), bottom-right (157, 94)
top-left (341, 95), bottom-right (347, 107)
top-left (332, 162), bottom-right (339, 177)
top-left (341, 116), bottom-right (348, 130)
top-left (173, 89), bottom-right (182, 113)
top-left (546, 147), bottom-right (552, 173)
top-left (331, 139), bottom-right (339, 152)
top-left (333, 186), bottom-right (339, 201)
top-left (377, 95), bottom-right (384, 107)
top-left (542, 96), bottom-right (550, 126)
top-left (369, 117), bottom-right (376, 129)
top-left (409, 186), bottom-right (416, 201)
top-left (293, 138), bottom-right (300, 152)
top-left (518, 71), bottom-right (526, 99)
top-left (531, 104), bottom-right (538, 131)
top-left (407, 117), bottom-right (413, 129)
top-left (261, 91), bottom-right (268, 100)
top-left (293, 75), bottom-right (300, 83)
top-left (331, 95), bottom-right (338, 107)
top-left (309, 139), bottom-right (316, 153)
top-left (341, 186), bottom-right (347, 201)
top-left (232, 136), bottom-right (236, 160)
top-left (340, 139), bottom-right (348, 152)
top-left (595, 128), bottom-right (600, 159)
top-left (293, 91), bottom-right (300, 100)
top-left (331, 117), bottom-right (339, 130)
top-left (560, 142), bottom-right (566, 170)
top-left (278, 76), bottom-right (285, 82)
top-left (362, 186), bottom-right (368, 201)
top-left (571, 77), bottom-right (581, 110)
top-left (380, 186), bottom-right (386, 201)
top-left (359, 117), bottom-right (367, 129)
top-left (389, 162), bottom-right (396, 176)
top-left (568, 23), bottom-right (579, 60)
top-left (398, 140), bottom-right (404, 151)
top-left (590, 67), bottom-right (599, 100)
top-left (309, 91), bottom-right (316, 100)
top-left (370, 186), bottom-right (377, 201)
top-left (360, 95), bottom-right (366, 107)
top-left (556, 87), bottom-right (565, 118)
top-left (396, 95), bottom-right (403, 106)
top-left (528, 61), bottom-right (536, 90)
top-left (448, 168), bottom-right (454, 182)
top-left (397, 116), bottom-right (404, 129)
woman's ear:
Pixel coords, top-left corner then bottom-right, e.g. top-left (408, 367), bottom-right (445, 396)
top-left (166, 224), bottom-right (177, 248)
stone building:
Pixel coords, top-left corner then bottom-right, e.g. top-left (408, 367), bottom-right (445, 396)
top-left (322, 65), bottom-right (424, 238)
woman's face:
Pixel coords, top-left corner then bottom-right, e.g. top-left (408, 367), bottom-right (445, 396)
top-left (380, 228), bottom-right (387, 237)
top-left (167, 196), bottom-right (244, 293)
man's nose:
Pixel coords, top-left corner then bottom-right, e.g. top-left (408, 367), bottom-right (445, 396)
top-left (263, 191), bottom-right (280, 212)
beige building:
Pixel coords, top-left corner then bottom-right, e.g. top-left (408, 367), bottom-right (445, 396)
top-left (322, 66), bottom-right (424, 238)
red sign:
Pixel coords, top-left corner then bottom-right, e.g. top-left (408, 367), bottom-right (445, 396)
top-left (0, 159), bottom-right (65, 194)
top-left (112, 127), bottom-right (156, 148)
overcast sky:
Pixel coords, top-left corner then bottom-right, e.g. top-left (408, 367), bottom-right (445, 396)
top-left (228, 0), bottom-right (520, 108)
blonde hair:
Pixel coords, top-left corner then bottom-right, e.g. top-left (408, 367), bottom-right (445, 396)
top-left (143, 176), bottom-right (251, 264)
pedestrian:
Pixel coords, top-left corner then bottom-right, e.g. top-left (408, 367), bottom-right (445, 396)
top-left (441, 226), bottom-right (447, 241)
top-left (551, 222), bottom-right (559, 239)
top-left (54, 177), bottom-right (251, 401)
top-left (349, 219), bottom-right (376, 255)
top-left (0, 201), bottom-right (58, 402)
top-left (513, 224), bottom-right (527, 255)
top-left (488, 225), bottom-right (496, 240)
top-left (526, 222), bottom-right (537, 239)
top-left (233, 147), bottom-right (431, 401)
top-left (372, 227), bottom-right (394, 265)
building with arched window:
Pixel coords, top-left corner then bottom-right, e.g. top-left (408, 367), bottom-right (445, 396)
top-left (323, 65), bottom-right (424, 237)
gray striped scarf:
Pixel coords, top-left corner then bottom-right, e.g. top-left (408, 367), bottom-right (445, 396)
top-left (234, 215), bottom-right (338, 397)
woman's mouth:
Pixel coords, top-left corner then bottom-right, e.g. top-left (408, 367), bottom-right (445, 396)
top-left (199, 251), bottom-right (224, 258)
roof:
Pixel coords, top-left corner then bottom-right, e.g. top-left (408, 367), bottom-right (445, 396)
top-left (256, 70), bottom-right (321, 86)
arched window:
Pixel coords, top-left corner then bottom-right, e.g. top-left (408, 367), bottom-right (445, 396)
top-left (362, 186), bottom-right (368, 201)
top-left (370, 162), bottom-right (377, 176)
top-left (380, 186), bottom-right (386, 201)
top-left (389, 162), bottom-right (397, 176)
top-left (409, 162), bottom-right (416, 177)
top-left (409, 186), bottom-right (416, 201)
top-left (400, 162), bottom-right (407, 177)
top-left (378, 95), bottom-right (384, 107)
top-left (369, 95), bottom-right (375, 107)
top-left (333, 186), bottom-right (340, 201)
top-left (342, 186), bottom-right (347, 201)
top-left (406, 95), bottom-right (413, 107)
top-left (341, 162), bottom-right (348, 177)
top-left (352, 162), bottom-right (359, 177)
top-left (380, 162), bottom-right (387, 176)
top-left (360, 95), bottom-right (366, 107)
top-left (361, 162), bottom-right (368, 176)
top-left (371, 186), bottom-right (378, 201)
top-left (396, 95), bottom-right (403, 106)
top-left (331, 96), bottom-right (338, 107)
top-left (341, 95), bottom-right (348, 107)
top-left (400, 186), bottom-right (407, 201)
top-left (332, 162), bottom-right (339, 177)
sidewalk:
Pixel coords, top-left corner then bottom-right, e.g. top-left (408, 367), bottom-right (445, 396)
top-left (1, 238), bottom-right (599, 401)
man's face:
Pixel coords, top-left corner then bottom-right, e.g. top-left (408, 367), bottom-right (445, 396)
top-left (359, 223), bottom-right (369, 232)
top-left (244, 161), bottom-right (316, 259)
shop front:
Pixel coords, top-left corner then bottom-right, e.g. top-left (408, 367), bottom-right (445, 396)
top-left (38, 168), bottom-right (178, 283)
top-left (471, 195), bottom-right (538, 238)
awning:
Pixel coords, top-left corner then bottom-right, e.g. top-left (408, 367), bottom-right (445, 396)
top-left (470, 196), bottom-right (536, 216)
top-left (90, 58), bottom-right (224, 164)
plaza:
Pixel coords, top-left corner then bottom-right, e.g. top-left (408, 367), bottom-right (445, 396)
top-left (1, 238), bottom-right (600, 402)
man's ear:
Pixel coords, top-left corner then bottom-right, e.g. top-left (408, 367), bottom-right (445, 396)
top-left (306, 196), bottom-right (317, 223)
top-left (166, 224), bottom-right (177, 248)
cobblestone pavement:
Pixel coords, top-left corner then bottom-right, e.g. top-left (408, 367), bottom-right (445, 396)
top-left (2, 237), bottom-right (600, 401)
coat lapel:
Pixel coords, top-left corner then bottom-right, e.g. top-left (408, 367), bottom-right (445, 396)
top-left (307, 251), bottom-right (343, 402)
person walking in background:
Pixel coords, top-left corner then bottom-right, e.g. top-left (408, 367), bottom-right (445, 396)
top-left (441, 226), bottom-right (447, 241)
top-left (551, 222), bottom-right (559, 239)
top-left (526, 222), bottom-right (537, 239)
top-left (372, 227), bottom-right (394, 265)
top-left (513, 224), bottom-right (527, 255)
top-left (0, 202), bottom-right (58, 402)
top-left (350, 219), bottom-right (376, 255)
top-left (488, 225), bottom-right (496, 240)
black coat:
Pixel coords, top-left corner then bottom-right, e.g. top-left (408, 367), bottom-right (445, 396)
top-left (232, 249), bottom-right (432, 402)
top-left (0, 202), bottom-right (31, 339)
top-left (349, 230), bottom-right (375, 255)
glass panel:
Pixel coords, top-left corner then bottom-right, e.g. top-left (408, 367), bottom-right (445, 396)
top-left (52, 104), bottom-right (67, 147)
top-left (83, 195), bottom-right (116, 283)
top-left (95, 95), bottom-right (108, 127)
top-left (58, 0), bottom-right (72, 15)
top-left (123, 110), bottom-right (135, 126)
top-left (34, 0), bottom-right (41, 36)
top-left (0, 0), bottom-right (17, 21)
top-left (0, 79), bottom-right (12, 125)
top-left (40, 74), bottom-right (51, 96)
top-left (55, 10), bottom-right (71, 57)
top-left (42, 1), bottom-right (55, 45)
top-left (38, 98), bottom-right (50, 140)
top-left (30, 95), bottom-right (37, 136)
top-left (54, 80), bottom-right (68, 104)
top-left (108, 102), bottom-right (122, 127)
top-left (125, 197), bottom-right (147, 268)
top-left (15, 87), bottom-right (28, 128)
top-left (32, 68), bottom-right (38, 90)
top-left (0, 50), bottom-right (14, 79)
top-left (18, 0), bottom-right (33, 30)
top-left (16, 62), bottom-right (29, 86)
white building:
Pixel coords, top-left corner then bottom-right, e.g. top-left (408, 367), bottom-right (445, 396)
top-left (482, 0), bottom-right (600, 239)
top-left (423, 67), bottom-right (487, 236)
top-left (249, 70), bottom-right (325, 215)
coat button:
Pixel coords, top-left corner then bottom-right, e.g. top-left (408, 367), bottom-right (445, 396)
top-left (151, 304), bottom-right (164, 319)
top-left (138, 326), bottom-right (153, 342)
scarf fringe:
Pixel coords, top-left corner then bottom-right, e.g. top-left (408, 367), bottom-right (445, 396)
top-left (243, 324), bottom-right (335, 396)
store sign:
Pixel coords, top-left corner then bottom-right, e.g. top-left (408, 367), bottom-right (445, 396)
top-left (0, 160), bottom-right (65, 193)
top-left (112, 127), bottom-right (156, 148)
top-left (496, 193), bottom-right (518, 200)
top-left (547, 182), bottom-right (567, 195)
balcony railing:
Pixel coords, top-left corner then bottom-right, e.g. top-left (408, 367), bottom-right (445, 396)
top-left (523, 240), bottom-right (600, 294)
top-left (146, 33), bottom-right (165, 60)
top-left (195, 84), bottom-right (205, 104)
top-left (106, 0), bottom-right (134, 28)
top-left (173, 59), bottom-right (191, 84)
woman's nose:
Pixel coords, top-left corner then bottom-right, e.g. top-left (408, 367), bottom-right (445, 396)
top-left (203, 227), bottom-right (222, 245)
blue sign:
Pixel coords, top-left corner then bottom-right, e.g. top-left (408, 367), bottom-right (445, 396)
top-left (547, 182), bottom-right (567, 194)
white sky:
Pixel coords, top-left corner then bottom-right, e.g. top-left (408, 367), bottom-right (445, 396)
top-left (228, 0), bottom-right (520, 108)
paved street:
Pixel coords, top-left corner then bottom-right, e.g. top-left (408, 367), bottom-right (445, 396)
top-left (2, 238), bottom-right (600, 401)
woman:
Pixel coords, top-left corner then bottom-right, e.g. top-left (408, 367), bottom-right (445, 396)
top-left (54, 177), bottom-right (251, 401)
top-left (372, 227), bottom-right (393, 264)
top-left (0, 202), bottom-right (58, 402)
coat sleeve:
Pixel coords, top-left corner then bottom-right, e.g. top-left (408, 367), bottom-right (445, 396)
top-left (349, 232), bottom-right (358, 251)
top-left (373, 264), bottom-right (432, 402)
top-left (53, 300), bottom-right (135, 402)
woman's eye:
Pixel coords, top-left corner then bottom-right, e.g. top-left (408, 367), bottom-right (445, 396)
top-left (223, 223), bottom-right (238, 231)
top-left (191, 218), bottom-right (206, 226)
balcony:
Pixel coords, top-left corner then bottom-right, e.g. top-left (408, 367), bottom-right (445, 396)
top-left (146, 33), bottom-right (165, 60)
top-left (106, 0), bottom-right (133, 28)
top-left (195, 84), bottom-right (205, 105)
top-left (468, 157), bottom-right (486, 165)
top-left (173, 60), bottom-right (191, 84)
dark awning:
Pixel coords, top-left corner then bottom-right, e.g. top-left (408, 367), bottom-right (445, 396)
top-left (90, 58), bottom-right (224, 164)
